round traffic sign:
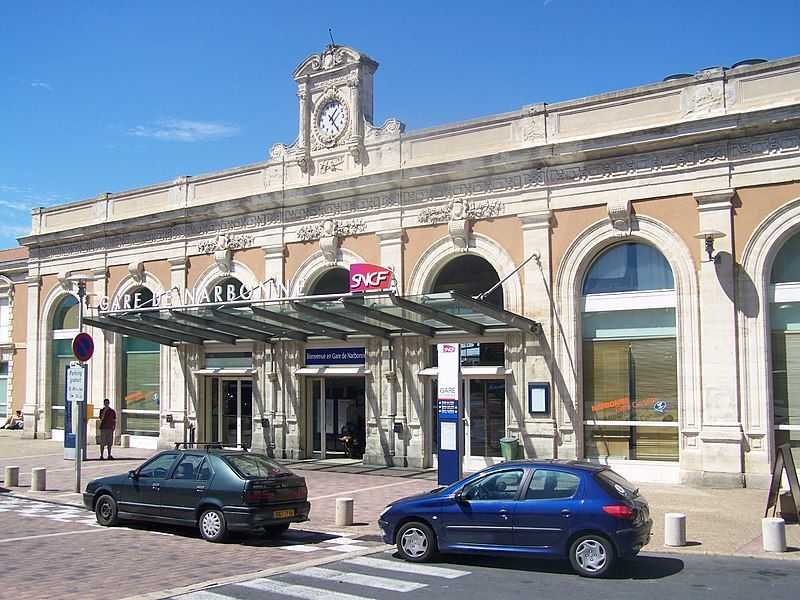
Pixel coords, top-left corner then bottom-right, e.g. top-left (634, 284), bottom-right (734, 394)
top-left (72, 332), bottom-right (94, 361)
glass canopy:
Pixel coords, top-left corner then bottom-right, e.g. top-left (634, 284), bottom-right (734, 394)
top-left (86, 292), bottom-right (540, 347)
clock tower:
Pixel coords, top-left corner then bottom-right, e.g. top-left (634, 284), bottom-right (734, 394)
top-left (291, 44), bottom-right (379, 174)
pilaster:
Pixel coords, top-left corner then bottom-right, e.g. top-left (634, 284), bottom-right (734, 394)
top-left (377, 227), bottom-right (404, 294)
top-left (693, 189), bottom-right (744, 486)
top-left (22, 276), bottom-right (41, 439)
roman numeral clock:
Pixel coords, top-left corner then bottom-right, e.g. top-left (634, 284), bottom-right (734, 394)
top-left (291, 44), bottom-right (378, 175)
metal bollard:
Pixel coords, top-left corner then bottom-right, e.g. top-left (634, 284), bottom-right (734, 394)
top-left (31, 467), bottom-right (46, 492)
top-left (664, 513), bottom-right (686, 546)
top-left (4, 466), bottom-right (19, 487)
top-left (120, 434), bottom-right (131, 449)
top-left (335, 497), bottom-right (354, 526)
top-left (762, 517), bottom-right (787, 552)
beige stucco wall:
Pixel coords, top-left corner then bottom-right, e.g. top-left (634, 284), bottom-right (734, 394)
top-left (186, 254), bottom-right (215, 290)
top-left (734, 181), bottom-right (800, 262)
top-left (12, 282), bottom-right (27, 343)
top-left (144, 259), bottom-right (171, 291)
top-left (403, 223), bottom-right (448, 291)
top-left (341, 232), bottom-right (380, 267)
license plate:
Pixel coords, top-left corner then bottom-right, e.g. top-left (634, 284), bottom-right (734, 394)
top-left (274, 509), bottom-right (295, 518)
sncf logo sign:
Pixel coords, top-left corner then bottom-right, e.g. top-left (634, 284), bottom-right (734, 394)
top-left (349, 263), bottom-right (394, 293)
top-left (442, 344), bottom-right (457, 353)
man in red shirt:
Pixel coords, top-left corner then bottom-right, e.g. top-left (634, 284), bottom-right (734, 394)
top-left (99, 398), bottom-right (117, 460)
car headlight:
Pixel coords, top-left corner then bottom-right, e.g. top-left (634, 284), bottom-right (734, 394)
top-left (379, 505), bottom-right (393, 518)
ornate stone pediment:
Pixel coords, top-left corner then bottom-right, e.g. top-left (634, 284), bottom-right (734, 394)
top-left (418, 199), bottom-right (504, 252)
top-left (293, 45), bottom-right (377, 80)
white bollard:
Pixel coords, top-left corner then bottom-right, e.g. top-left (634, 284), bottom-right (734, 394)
top-left (335, 497), bottom-right (354, 526)
top-left (4, 466), bottom-right (19, 487)
top-left (31, 467), bottom-right (46, 492)
top-left (762, 517), bottom-right (787, 553)
top-left (664, 512), bottom-right (686, 546)
top-left (120, 434), bottom-right (131, 449)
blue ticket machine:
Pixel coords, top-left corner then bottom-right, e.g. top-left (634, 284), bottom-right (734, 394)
top-left (437, 343), bottom-right (462, 486)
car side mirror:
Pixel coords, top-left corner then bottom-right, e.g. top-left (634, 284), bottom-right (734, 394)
top-left (454, 491), bottom-right (465, 503)
top-left (128, 470), bottom-right (138, 479)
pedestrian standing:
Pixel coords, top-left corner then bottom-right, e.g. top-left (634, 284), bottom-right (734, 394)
top-left (99, 398), bottom-right (117, 460)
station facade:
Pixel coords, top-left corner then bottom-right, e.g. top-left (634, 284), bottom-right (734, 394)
top-left (4, 47), bottom-right (800, 487)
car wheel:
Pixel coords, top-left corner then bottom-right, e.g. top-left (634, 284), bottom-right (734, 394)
top-left (95, 494), bottom-right (119, 527)
top-left (569, 534), bottom-right (616, 577)
top-left (396, 521), bottom-right (436, 562)
top-left (198, 508), bottom-right (228, 543)
top-left (264, 523), bottom-right (291, 536)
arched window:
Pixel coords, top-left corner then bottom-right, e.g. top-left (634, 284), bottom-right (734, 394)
top-left (120, 286), bottom-right (160, 437)
top-left (309, 268), bottom-right (349, 295)
top-left (50, 295), bottom-right (80, 430)
top-left (431, 255), bottom-right (503, 307)
top-left (209, 277), bottom-right (245, 303)
top-left (581, 242), bottom-right (678, 462)
top-left (770, 230), bottom-right (800, 463)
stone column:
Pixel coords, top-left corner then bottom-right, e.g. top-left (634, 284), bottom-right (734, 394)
top-left (22, 275), bottom-right (41, 439)
top-left (88, 268), bottom-right (107, 413)
top-left (262, 243), bottom-right (286, 455)
top-left (694, 189), bottom-right (744, 487)
top-left (519, 209), bottom-right (561, 459)
top-left (161, 257), bottom-right (189, 448)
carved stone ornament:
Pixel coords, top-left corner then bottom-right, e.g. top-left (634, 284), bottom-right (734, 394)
top-left (297, 218), bottom-right (367, 265)
top-left (197, 233), bottom-right (254, 254)
top-left (308, 44), bottom-right (358, 73)
top-left (318, 155), bottom-right (345, 174)
top-left (607, 198), bottom-right (633, 237)
top-left (365, 117), bottom-right (406, 139)
top-left (418, 198), bottom-right (504, 224)
top-left (128, 261), bottom-right (145, 283)
top-left (215, 249), bottom-right (233, 275)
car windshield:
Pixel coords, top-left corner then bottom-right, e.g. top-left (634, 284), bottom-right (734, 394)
top-left (595, 469), bottom-right (639, 499)
top-left (224, 454), bottom-right (291, 478)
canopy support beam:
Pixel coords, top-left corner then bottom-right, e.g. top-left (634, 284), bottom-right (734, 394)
top-left (250, 306), bottom-right (348, 340)
top-left (140, 314), bottom-right (238, 344)
top-left (212, 309), bottom-right (308, 342)
top-left (169, 311), bottom-right (272, 343)
top-left (389, 293), bottom-right (485, 336)
top-left (290, 301), bottom-right (391, 339)
top-left (84, 317), bottom-right (181, 347)
top-left (107, 316), bottom-right (206, 345)
top-left (341, 299), bottom-right (435, 338)
top-left (450, 291), bottom-right (541, 334)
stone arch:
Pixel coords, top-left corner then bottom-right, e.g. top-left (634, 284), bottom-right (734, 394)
top-left (738, 196), bottom-right (800, 467)
top-left (109, 272), bottom-right (166, 308)
top-left (553, 216), bottom-right (700, 457)
top-left (290, 248), bottom-right (365, 296)
top-left (193, 260), bottom-right (260, 298)
top-left (407, 233), bottom-right (522, 313)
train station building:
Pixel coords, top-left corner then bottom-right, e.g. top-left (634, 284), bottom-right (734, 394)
top-left (3, 47), bottom-right (800, 487)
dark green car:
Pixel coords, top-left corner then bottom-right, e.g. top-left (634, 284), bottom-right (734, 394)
top-left (82, 444), bottom-right (310, 542)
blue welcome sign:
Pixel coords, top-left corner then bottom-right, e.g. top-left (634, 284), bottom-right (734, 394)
top-left (305, 347), bottom-right (365, 365)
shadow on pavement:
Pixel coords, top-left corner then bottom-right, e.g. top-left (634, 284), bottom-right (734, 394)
top-left (397, 552), bottom-right (684, 580)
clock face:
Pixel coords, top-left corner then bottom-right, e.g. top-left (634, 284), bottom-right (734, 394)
top-left (317, 100), bottom-right (346, 138)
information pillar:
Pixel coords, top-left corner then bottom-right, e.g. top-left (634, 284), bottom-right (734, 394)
top-left (437, 343), bottom-right (462, 486)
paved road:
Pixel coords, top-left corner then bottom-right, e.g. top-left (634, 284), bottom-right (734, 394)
top-left (168, 549), bottom-right (798, 600)
top-left (0, 495), bottom-right (384, 600)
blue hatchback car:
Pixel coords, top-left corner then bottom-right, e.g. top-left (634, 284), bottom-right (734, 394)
top-left (379, 460), bottom-right (651, 577)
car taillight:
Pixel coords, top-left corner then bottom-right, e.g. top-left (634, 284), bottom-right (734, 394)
top-left (603, 504), bottom-right (636, 520)
top-left (245, 488), bottom-right (275, 503)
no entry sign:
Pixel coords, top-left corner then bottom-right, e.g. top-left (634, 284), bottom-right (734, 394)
top-left (72, 332), bottom-right (94, 362)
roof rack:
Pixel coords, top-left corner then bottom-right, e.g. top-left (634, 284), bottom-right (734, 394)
top-left (173, 441), bottom-right (250, 452)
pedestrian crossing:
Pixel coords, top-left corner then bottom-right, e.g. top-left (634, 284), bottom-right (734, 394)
top-left (172, 553), bottom-right (471, 600)
top-left (0, 496), bottom-right (99, 527)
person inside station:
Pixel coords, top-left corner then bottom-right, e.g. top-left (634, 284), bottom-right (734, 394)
top-left (0, 410), bottom-right (23, 430)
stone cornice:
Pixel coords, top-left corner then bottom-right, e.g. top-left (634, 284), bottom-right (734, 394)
top-left (22, 120), bottom-right (800, 262)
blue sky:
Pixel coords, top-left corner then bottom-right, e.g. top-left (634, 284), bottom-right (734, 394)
top-left (1, 1), bottom-right (798, 250)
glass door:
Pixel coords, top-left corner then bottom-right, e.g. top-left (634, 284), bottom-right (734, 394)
top-left (465, 379), bottom-right (506, 469)
top-left (311, 378), bottom-right (325, 457)
top-left (209, 378), bottom-right (253, 448)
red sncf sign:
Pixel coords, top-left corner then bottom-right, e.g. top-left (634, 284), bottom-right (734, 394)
top-left (349, 263), bottom-right (393, 293)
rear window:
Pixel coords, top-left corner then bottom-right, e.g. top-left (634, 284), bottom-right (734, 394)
top-left (595, 469), bottom-right (639, 499)
top-left (224, 454), bottom-right (291, 478)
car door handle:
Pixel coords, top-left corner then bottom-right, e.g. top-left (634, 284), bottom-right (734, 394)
top-left (152, 483), bottom-right (160, 489)
top-left (499, 509), bottom-right (509, 516)
top-left (561, 509), bottom-right (572, 516)
top-left (195, 486), bottom-right (206, 491)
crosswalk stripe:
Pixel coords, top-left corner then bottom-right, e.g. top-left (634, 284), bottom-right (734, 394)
top-left (343, 556), bottom-right (469, 579)
top-left (173, 591), bottom-right (232, 600)
top-left (295, 566), bottom-right (425, 592)
top-left (238, 578), bottom-right (373, 600)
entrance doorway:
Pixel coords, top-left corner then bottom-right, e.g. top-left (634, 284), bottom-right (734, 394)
top-left (430, 378), bottom-right (506, 470)
top-left (308, 377), bottom-right (365, 459)
top-left (207, 378), bottom-right (253, 448)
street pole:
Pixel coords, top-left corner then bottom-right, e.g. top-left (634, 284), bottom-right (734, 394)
top-left (75, 279), bottom-right (85, 494)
